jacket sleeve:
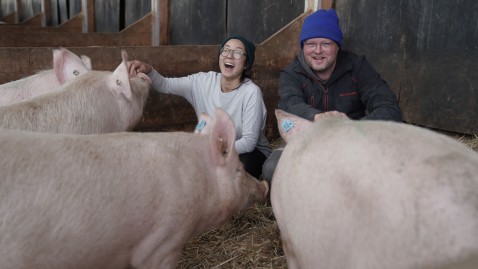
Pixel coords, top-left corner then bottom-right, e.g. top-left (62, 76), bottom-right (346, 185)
top-left (278, 67), bottom-right (321, 121)
top-left (147, 69), bottom-right (195, 104)
top-left (357, 58), bottom-right (403, 122)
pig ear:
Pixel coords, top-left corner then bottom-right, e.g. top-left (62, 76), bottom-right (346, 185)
top-left (80, 55), bottom-right (92, 70)
top-left (110, 50), bottom-right (133, 99)
top-left (275, 109), bottom-right (312, 143)
top-left (194, 112), bottom-right (214, 135)
top-left (54, 47), bottom-right (92, 84)
top-left (210, 109), bottom-right (236, 166)
top-left (53, 48), bottom-right (66, 84)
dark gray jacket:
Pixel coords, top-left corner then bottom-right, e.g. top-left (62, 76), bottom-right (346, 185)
top-left (278, 49), bottom-right (402, 122)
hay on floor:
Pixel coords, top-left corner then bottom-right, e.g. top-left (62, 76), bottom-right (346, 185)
top-left (177, 202), bottom-right (286, 268)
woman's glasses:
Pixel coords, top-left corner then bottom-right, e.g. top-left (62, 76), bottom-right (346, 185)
top-left (220, 48), bottom-right (246, 59)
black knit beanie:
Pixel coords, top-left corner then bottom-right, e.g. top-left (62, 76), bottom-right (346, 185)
top-left (219, 35), bottom-right (255, 70)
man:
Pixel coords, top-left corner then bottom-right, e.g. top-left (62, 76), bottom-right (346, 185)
top-left (262, 8), bottom-right (402, 184)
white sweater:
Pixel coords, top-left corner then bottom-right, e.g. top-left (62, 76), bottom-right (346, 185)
top-left (148, 70), bottom-right (272, 157)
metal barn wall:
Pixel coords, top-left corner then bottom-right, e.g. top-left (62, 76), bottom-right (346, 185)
top-left (125, 0), bottom-right (150, 28)
top-left (94, 0), bottom-right (120, 32)
top-left (1, 0), bottom-right (304, 45)
top-left (169, 0), bottom-right (304, 45)
top-left (2, 0), bottom-right (476, 134)
top-left (228, 0), bottom-right (304, 44)
top-left (169, 0), bottom-right (227, 45)
top-left (336, 0), bottom-right (478, 134)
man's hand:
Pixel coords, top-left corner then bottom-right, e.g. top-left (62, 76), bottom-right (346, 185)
top-left (127, 60), bottom-right (153, 77)
top-left (314, 111), bottom-right (349, 121)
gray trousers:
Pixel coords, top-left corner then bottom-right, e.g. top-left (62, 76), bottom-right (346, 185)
top-left (261, 148), bottom-right (284, 186)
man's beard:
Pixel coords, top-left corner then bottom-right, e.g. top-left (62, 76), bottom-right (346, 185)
top-left (312, 59), bottom-right (332, 74)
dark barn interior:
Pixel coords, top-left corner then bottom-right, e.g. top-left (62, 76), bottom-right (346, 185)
top-left (1, 0), bottom-right (476, 138)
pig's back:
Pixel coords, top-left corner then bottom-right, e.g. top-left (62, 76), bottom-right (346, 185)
top-left (0, 71), bottom-right (139, 134)
top-left (0, 71), bottom-right (60, 106)
top-left (273, 119), bottom-right (478, 269)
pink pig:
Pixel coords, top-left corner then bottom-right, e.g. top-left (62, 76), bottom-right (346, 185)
top-left (0, 47), bottom-right (92, 106)
top-left (0, 108), bottom-right (268, 269)
top-left (272, 109), bottom-right (478, 269)
top-left (0, 50), bottom-right (150, 134)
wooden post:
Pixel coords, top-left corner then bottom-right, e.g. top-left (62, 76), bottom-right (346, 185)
top-left (41, 0), bottom-right (46, 26)
top-left (152, 0), bottom-right (170, 46)
top-left (82, 0), bottom-right (95, 33)
top-left (305, 0), bottom-right (319, 12)
top-left (40, 0), bottom-right (51, 27)
top-left (160, 0), bottom-right (169, 45)
top-left (321, 0), bottom-right (334, 9)
top-left (88, 0), bottom-right (94, 32)
top-left (151, 0), bottom-right (160, 46)
top-left (82, 0), bottom-right (88, 32)
top-left (305, 0), bottom-right (334, 12)
top-left (14, 0), bottom-right (21, 23)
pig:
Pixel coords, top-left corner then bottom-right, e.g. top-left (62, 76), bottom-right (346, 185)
top-left (435, 255), bottom-right (478, 269)
top-left (0, 108), bottom-right (269, 269)
top-left (271, 109), bottom-right (478, 269)
top-left (0, 47), bottom-right (92, 106)
top-left (0, 50), bottom-right (150, 134)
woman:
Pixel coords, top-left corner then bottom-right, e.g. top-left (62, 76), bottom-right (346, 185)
top-left (127, 35), bottom-right (272, 179)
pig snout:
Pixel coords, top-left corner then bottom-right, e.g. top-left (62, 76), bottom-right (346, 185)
top-left (242, 175), bottom-right (269, 207)
top-left (256, 179), bottom-right (269, 202)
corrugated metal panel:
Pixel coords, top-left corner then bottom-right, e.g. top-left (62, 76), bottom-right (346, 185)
top-left (22, 0), bottom-right (41, 21)
top-left (58, 0), bottom-right (68, 23)
top-left (170, 0), bottom-right (226, 45)
top-left (95, 0), bottom-right (120, 32)
top-left (169, 0), bottom-right (303, 45)
top-left (0, 0), bottom-right (16, 19)
top-left (125, 0), bottom-right (150, 27)
top-left (69, 0), bottom-right (81, 18)
top-left (228, 0), bottom-right (303, 44)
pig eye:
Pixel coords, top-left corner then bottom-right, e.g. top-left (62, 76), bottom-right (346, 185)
top-left (73, 70), bottom-right (80, 76)
top-left (116, 79), bottom-right (122, 85)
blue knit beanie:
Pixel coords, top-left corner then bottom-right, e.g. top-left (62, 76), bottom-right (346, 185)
top-left (299, 9), bottom-right (343, 48)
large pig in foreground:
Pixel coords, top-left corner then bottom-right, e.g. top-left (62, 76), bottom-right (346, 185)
top-left (271, 109), bottom-right (478, 269)
top-left (0, 108), bottom-right (268, 269)
top-left (0, 50), bottom-right (150, 134)
top-left (0, 47), bottom-right (92, 106)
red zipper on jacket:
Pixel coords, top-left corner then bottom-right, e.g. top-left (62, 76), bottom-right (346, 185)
top-left (301, 71), bottom-right (329, 112)
top-left (315, 79), bottom-right (329, 112)
top-left (323, 85), bottom-right (329, 111)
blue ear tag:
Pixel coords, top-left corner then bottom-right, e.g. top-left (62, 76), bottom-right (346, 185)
top-left (281, 119), bottom-right (295, 133)
top-left (196, 119), bottom-right (206, 131)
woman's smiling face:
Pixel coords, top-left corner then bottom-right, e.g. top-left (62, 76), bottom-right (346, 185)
top-left (219, 39), bottom-right (247, 81)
